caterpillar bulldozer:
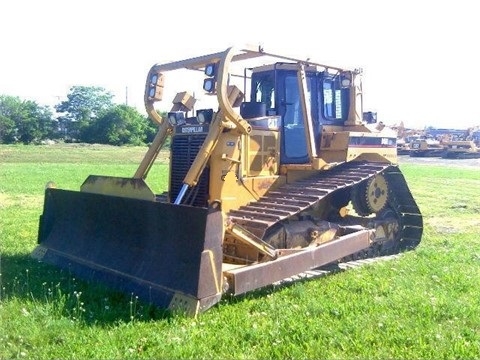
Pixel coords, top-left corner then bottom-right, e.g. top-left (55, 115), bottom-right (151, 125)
top-left (409, 137), bottom-right (446, 157)
top-left (442, 139), bottom-right (480, 159)
top-left (33, 45), bottom-right (423, 315)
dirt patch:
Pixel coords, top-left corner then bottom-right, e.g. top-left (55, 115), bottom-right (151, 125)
top-left (427, 216), bottom-right (480, 234)
top-left (0, 194), bottom-right (43, 209)
top-left (398, 155), bottom-right (480, 169)
top-left (0, 193), bottom-right (9, 208)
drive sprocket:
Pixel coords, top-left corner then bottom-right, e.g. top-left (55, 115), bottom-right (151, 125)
top-left (351, 173), bottom-right (389, 215)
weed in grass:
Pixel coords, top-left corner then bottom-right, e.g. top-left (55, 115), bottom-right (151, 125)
top-left (72, 291), bottom-right (85, 322)
top-left (129, 293), bottom-right (139, 322)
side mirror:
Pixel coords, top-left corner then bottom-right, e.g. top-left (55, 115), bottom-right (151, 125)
top-left (363, 111), bottom-right (377, 124)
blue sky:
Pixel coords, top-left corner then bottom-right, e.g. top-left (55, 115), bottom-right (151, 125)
top-left (1, 0), bottom-right (479, 130)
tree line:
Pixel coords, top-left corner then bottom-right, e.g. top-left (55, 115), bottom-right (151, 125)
top-left (0, 86), bottom-right (161, 146)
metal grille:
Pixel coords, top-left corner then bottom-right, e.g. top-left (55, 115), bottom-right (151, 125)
top-left (170, 131), bottom-right (210, 207)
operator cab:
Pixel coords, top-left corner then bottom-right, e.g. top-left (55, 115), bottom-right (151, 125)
top-left (241, 63), bottom-right (351, 164)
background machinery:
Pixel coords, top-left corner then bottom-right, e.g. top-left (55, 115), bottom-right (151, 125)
top-left (442, 139), bottom-right (480, 159)
top-left (33, 45), bottom-right (423, 315)
top-left (408, 137), bottom-right (446, 157)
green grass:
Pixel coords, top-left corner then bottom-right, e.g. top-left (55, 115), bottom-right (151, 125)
top-left (1, 144), bottom-right (480, 359)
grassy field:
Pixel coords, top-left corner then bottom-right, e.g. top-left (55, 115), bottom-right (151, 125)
top-left (1, 144), bottom-right (479, 359)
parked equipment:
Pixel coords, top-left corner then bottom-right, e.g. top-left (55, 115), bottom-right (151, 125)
top-left (409, 138), bottom-right (445, 157)
top-left (442, 140), bottom-right (480, 159)
top-left (33, 45), bottom-right (423, 315)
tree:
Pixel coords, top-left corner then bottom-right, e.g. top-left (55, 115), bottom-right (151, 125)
top-left (16, 100), bottom-right (56, 143)
top-left (55, 86), bottom-right (114, 141)
top-left (0, 95), bottom-right (56, 144)
top-left (0, 114), bottom-right (16, 143)
top-left (0, 95), bottom-right (23, 143)
top-left (83, 104), bottom-right (149, 145)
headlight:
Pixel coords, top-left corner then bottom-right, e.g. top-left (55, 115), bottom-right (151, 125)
top-left (203, 78), bottom-right (216, 93)
top-left (341, 78), bottom-right (351, 87)
top-left (167, 112), bottom-right (185, 126)
top-left (204, 63), bottom-right (217, 77)
top-left (196, 109), bottom-right (213, 124)
top-left (197, 112), bottom-right (206, 124)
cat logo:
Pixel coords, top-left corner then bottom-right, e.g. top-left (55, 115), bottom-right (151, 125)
top-left (181, 126), bottom-right (205, 134)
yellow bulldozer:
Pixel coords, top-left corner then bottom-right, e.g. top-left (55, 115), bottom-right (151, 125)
top-left (442, 139), bottom-right (480, 159)
top-left (33, 45), bottom-right (423, 315)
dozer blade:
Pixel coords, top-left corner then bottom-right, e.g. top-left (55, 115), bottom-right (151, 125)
top-left (33, 188), bottom-right (224, 315)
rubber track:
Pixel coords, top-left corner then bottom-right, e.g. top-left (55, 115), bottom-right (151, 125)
top-left (227, 161), bottom-right (423, 252)
top-left (382, 166), bottom-right (423, 249)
